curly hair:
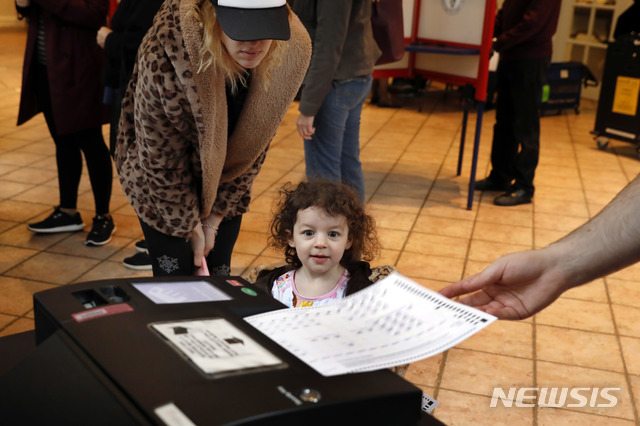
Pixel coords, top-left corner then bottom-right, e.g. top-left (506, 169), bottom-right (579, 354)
top-left (190, 0), bottom-right (289, 93)
top-left (269, 180), bottom-right (380, 268)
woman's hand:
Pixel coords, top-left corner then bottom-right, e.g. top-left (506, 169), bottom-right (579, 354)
top-left (16, 0), bottom-right (30, 7)
top-left (190, 215), bottom-right (223, 268)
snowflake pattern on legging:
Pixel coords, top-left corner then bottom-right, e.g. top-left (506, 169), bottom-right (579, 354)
top-left (209, 264), bottom-right (231, 276)
top-left (157, 255), bottom-right (179, 274)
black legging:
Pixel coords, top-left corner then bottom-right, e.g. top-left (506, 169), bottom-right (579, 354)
top-left (139, 215), bottom-right (243, 277)
top-left (34, 62), bottom-right (113, 215)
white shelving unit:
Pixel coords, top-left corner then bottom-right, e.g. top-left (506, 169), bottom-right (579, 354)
top-left (553, 0), bottom-right (632, 100)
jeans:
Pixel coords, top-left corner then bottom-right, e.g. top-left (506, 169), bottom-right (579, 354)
top-left (304, 75), bottom-right (372, 202)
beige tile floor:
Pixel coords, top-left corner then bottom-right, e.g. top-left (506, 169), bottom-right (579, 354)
top-left (1, 26), bottom-right (639, 425)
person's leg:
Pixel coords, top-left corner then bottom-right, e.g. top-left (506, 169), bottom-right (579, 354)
top-left (511, 57), bottom-right (549, 196)
top-left (304, 82), bottom-right (349, 184)
top-left (77, 128), bottom-right (115, 246)
top-left (139, 219), bottom-right (193, 276)
top-left (339, 76), bottom-right (372, 202)
top-left (76, 128), bottom-right (113, 216)
top-left (53, 137), bottom-right (84, 210)
top-left (108, 87), bottom-right (124, 158)
top-left (34, 62), bottom-right (82, 210)
top-left (205, 215), bottom-right (242, 276)
top-left (488, 59), bottom-right (518, 186)
top-left (140, 215), bottom-right (242, 277)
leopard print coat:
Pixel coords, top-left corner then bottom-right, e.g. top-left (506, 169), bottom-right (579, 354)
top-left (114, 0), bottom-right (311, 238)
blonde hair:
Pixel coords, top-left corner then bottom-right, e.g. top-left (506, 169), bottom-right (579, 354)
top-left (190, 0), bottom-right (289, 93)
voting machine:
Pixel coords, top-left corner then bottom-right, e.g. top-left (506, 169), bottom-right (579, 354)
top-left (0, 276), bottom-right (443, 425)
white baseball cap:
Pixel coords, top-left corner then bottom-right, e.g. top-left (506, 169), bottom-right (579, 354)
top-left (211, 0), bottom-right (290, 41)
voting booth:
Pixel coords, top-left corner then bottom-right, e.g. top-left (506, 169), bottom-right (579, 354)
top-left (374, 0), bottom-right (497, 209)
top-left (0, 276), bottom-right (444, 425)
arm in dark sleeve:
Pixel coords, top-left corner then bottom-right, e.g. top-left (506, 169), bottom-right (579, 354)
top-left (493, 7), bottom-right (503, 38)
top-left (298, 0), bottom-right (352, 116)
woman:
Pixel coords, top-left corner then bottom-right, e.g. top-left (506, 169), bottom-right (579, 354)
top-left (114, 0), bottom-right (311, 276)
top-left (16, 0), bottom-right (116, 246)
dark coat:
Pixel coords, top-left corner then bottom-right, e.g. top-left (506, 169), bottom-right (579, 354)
top-left (16, 0), bottom-right (109, 135)
top-left (102, 0), bottom-right (164, 91)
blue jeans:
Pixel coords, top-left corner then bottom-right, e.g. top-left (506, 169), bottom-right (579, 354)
top-left (304, 75), bottom-right (372, 201)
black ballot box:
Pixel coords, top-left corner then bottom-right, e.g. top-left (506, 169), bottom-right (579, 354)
top-left (593, 35), bottom-right (640, 152)
top-left (0, 276), bottom-right (442, 426)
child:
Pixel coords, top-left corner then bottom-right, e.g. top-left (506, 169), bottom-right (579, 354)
top-left (253, 180), bottom-right (395, 308)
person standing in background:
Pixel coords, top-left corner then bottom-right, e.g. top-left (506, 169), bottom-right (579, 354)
top-left (474, 0), bottom-right (561, 206)
top-left (97, 0), bottom-right (164, 157)
top-left (293, 0), bottom-right (381, 202)
top-left (16, 0), bottom-right (116, 246)
top-left (97, 0), bottom-right (164, 270)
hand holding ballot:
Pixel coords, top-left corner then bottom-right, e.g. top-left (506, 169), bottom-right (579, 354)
top-left (440, 174), bottom-right (640, 320)
top-left (439, 249), bottom-right (570, 320)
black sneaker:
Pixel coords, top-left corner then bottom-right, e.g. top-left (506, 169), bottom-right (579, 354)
top-left (134, 240), bottom-right (148, 253)
top-left (28, 207), bottom-right (84, 233)
top-left (85, 215), bottom-right (116, 246)
top-left (123, 252), bottom-right (152, 270)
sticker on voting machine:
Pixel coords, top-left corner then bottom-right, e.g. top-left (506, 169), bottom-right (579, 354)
top-left (150, 318), bottom-right (285, 378)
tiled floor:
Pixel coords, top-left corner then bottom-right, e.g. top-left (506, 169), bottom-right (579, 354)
top-left (1, 26), bottom-right (639, 425)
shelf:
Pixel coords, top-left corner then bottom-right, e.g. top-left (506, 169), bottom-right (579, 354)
top-left (567, 38), bottom-right (608, 48)
top-left (556, 0), bottom-right (633, 100)
top-left (573, 0), bottom-right (616, 9)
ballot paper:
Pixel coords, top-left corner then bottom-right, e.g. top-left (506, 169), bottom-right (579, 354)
top-left (244, 272), bottom-right (496, 377)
